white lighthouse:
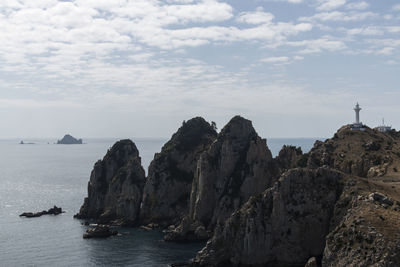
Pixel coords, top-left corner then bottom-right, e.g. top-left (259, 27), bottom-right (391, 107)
top-left (354, 103), bottom-right (361, 125)
top-left (351, 103), bottom-right (365, 130)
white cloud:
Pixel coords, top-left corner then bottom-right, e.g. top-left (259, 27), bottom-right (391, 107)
top-left (377, 47), bottom-right (394, 55)
top-left (299, 11), bottom-right (378, 22)
top-left (347, 27), bottom-right (383, 36)
top-left (288, 36), bottom-right (347, 53)
top-left (317, 0), bottom-right (347, 11)
top-left (269, 0), bottom-right (304, 3)
top-left (387, 26), bottom-right (400, 33)
top-left (237, 9), bottom-right (275, 25)
top-left (345, 1), bottom-right (369, 10)
top-left (261, 56), bottom-right (289, 63)
top-left (393, 4), bottom-right (400, 11)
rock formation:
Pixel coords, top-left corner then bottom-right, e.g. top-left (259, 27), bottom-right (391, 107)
top-left (307, 125), bottom-right (399, 178)
top-left (57, 134), bottom-right (83, 144)
top-left (74, 140), bottom-right (145, 226)
top-left (192, 167), bottom-right (344, 266)
top-left (166, 116), bottom-right (280, 241)
top-left (140, 117), bottom-right (217, 226)
top-left (185, 125), bottom-right (400, 267)
top-left (275, 145), bottom-right (303, 171)
top-left (323, 181), bottom-right (400, 266)
top-left (20, 206), bottom-right (64, 218)
top-left (83, 225), bottom-right (118, 239)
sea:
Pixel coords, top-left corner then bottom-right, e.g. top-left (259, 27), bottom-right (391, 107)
top-left (0, 137), bottom-right (322, 267)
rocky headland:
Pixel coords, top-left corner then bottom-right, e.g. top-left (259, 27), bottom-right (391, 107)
top-left (75, 119), bottom-right (400, 266)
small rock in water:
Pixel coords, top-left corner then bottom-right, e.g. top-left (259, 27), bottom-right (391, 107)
top-left (83, 225), bottom-right (118, 239)
top-left (19, 206), bottom-right (64, 218)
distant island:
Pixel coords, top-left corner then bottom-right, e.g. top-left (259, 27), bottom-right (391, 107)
top-left (57, 134), bottom-right (83, 145)
top-left (19, 141), bottom-right (35, 145)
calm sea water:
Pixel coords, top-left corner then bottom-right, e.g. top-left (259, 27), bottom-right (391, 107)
top-left (0, 137), bottom-right (321, 266)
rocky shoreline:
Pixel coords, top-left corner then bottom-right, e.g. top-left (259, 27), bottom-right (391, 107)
top-left (75, 116), bottom-right (400, 266)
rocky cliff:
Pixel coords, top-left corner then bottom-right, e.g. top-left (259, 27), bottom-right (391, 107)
top-left (187, 126), bottom-right (400, 266)
top-left (140, 117), bottom-right (217, 226)
top-left (323, 179), bottom-right (400, 266)
top-left (166, 116), bottom-right (280, 241)
top-left (192, 167), bottom-right (344, 266)
top-left (75, 140), bottom-right (145, 225)
top-left (307, 125), bottom-right (400, 178)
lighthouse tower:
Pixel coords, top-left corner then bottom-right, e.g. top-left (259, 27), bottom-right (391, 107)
top-left (354, 103), bottom-right (361, 125)
top-left (351, 103), bottom-right (365, 130)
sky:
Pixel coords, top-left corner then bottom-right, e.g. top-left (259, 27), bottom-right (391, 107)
top-left (0, 0), bottom-right (399, 139)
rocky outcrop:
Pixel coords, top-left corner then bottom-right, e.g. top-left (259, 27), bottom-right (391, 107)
top-left (192, 167), bottom-right (344, 266)
top-left (307, 125), bottom-right (398, 178)
top-left (166, 116), bottom-right (280, 241)
top-left (83, 225), bottom-right (118, 239)
top-left (20, 206), bottom-right (64, 218)
top-left (140, 117), bottom-right (217, 226)
top-left (323, 181), bottom-right (400, 266)
top-left (57, 134), bottom-right (83, 144)
top-left (275, 145), bottom-right (303, 171)
top-left (74, 140), bottom-right (145, 226)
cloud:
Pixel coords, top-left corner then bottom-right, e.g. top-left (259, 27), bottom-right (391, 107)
top-left (237, 9), bottom-right (275, 25)
top-left (393, 4), bottom-right (400, 11)
top-left (261, 56), bottom-right (290, 63)
top-left (347, 27), bottom-right (383, 36)
top-left (299, 11), bottom-right (378, 22)
top-left (267, 0), bottom-right (304, 3)
top-left (345, 1), bottom-right (369, 10)
top-left (317, 0), bottom-right (347, 11)
top-left (376, 47), bottom-right (394, 55)
top-left (287, 36), bottom-right (347, 53)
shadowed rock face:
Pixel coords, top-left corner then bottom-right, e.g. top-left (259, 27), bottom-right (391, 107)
top-left (192, 167), bottom-right (344, 267)
top-left (165, 116), bottom-right (280, 241)
top-left (140, 117), bottom-right (217, 226)
top-left (75, 140), bottom-right (145, 225)
top-left (189, 116), bottom-right (279, 228)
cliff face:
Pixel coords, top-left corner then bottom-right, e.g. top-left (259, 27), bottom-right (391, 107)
top-left (75, 140), bottom-right (145, 225)
top-left (192, 167), bottom-right (344, 266)
top-left (307, 126), bottom-right (399, 178)
top-left (166, 116), bottom-right (280, 241)
top-left (140, 117), bottom-right (217, 226)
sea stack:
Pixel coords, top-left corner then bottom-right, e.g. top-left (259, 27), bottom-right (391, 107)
top-left (57, 134), bottom-right (83, 144)
top-left (74, 140), bottom-right (145, 225)
top-left (140, 117), bottom-right (217, 226)
top-left (165, 116), bottom-right (280, 241)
